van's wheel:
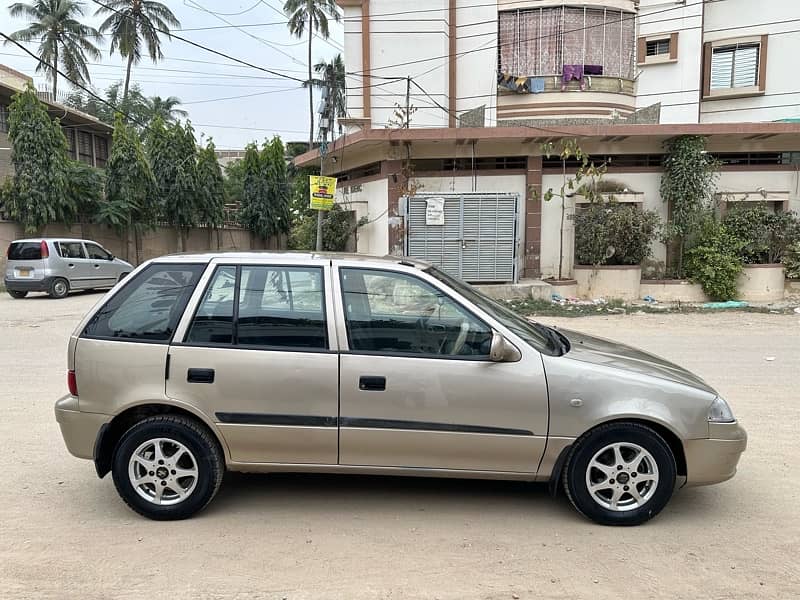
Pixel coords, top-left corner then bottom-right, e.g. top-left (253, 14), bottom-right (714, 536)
top-left (112, 415), bottom-right (224, 520)
top-left (563, 422), bottom-right (676, 526)
top-left (48, 278), bottom-right (69, 299)
top-left (7, 290), bottom-right (27, 299)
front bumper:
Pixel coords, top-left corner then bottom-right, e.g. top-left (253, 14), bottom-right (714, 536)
top-left (683, 421), bottom-right (748, 486)
top-left (54, 395), bottom-right (111, 460)
top-left (4, 276), bottom-right (55, 292)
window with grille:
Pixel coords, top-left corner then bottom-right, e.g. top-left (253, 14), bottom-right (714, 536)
top-left (0, 105), bottom-right (8, 133)
top-left (710, 43), bottom-right (760, 90)
top-left (63, 127), bottom-right (76, 158)
top-left (498, 7), bottom-right (636, 79)
top-left (646, 39), bottom-right (670, 56)
top-left (77, 131), bottom-right (93, 164)
top-left (94, 135), bottom-right (108, 167)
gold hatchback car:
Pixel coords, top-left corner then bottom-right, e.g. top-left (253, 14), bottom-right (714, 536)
top-left (55, 253), bottom-right (746, 525)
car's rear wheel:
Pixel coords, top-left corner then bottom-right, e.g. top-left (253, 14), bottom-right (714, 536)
top-left (48, 278), bottom-right (69, 299)
top-left (563, 422), bottom-right (676, 526)
top-left (112, 416), bottom-right (224, 520)
top-left (7, 290), bottom-right (27, 299)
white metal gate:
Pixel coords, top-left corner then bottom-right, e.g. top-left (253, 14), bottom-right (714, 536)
top-left (404, 193), bottom-right (519, 283)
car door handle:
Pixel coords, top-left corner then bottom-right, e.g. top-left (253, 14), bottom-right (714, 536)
top-left (359, 376), bottom-right (386, 391)
top-left (68, 263), bottom-right (75, 268)
top-left (93, 264), bottom-right (100, 268)
top-left (187, 368), bottom-right (215, 384)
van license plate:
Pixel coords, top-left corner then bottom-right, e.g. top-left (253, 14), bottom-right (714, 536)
top-left (16, 268), bottom-right (32, 277)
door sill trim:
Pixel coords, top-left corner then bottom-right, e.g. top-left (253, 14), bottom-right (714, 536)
top-left (226, 461), bottom-right (543, 481)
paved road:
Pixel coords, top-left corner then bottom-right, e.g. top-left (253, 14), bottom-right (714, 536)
top-left (1, 292), bottom-right (798, 599)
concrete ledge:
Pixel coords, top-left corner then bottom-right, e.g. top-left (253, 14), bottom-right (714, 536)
top-left (641, 281), bottom-right (709, 303)
top-left (475, 280), bottom-right (553, 301)
top-left (786, 279), bottom-right (800, 299)
top-left (574, 265), bottom-right (641, 300)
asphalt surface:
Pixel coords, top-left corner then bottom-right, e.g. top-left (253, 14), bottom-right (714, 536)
top-left (1, 291), bottom-right (798, 599)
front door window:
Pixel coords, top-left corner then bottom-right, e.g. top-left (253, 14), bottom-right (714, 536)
top-left (339, 268), bottom-right (492, 357)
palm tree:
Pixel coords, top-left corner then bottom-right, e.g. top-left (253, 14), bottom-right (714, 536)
top-left (144, 95), bottom-right (187, 124)
top-left (94, 0), bottom-right (180, 100)
top-left (283, 0), bottom-right (341, 149)
top-left (304, 53), bottom-right (346, 135)
top-left (6, 0), bottom-right (102, 99)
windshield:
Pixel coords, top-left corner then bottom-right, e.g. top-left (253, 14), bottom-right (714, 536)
top-left (425, 266), bottom-right (565, 356)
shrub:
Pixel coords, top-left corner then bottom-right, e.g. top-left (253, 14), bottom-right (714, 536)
top-left (685, 221), bottom-right (744, 301)
top-left (783, 242), bottom-right (800, 279)
top-left (722, 204), bottom-right (800, 264)
top-left (573, 203), bottom-right (661, 266)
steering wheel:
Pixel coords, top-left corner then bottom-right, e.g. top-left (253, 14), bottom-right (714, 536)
top-left (450, 319), bottom-right (471, 355)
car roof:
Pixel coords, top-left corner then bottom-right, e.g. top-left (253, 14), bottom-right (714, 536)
top-left (11, 238), bottom-right (91, 244)
top-left (152, 250), bottom-right (432, 268)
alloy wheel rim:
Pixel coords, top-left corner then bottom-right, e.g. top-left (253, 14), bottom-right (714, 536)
top-left (128, 438), bottom-right (199, 506)
top-left (585, 442), bottom-right (659, 512)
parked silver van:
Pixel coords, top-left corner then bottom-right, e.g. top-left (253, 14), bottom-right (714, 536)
top-left (4, 238), bottom-right (132, 298)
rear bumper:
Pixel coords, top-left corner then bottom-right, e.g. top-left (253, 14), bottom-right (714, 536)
top-left (54, 395), bottom-right (111, 460)
top-left (4, 276), bottom-right (54, 292)
top-left (683, 422), bottom-right (748, 486)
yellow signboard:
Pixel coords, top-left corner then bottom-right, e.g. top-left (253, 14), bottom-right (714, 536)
top-left (309, 175), bottom-right (337, 210)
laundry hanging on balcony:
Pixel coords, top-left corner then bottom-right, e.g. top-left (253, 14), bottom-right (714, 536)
top-left (497, 72), bottom-right (545, 94)
top-left (561, 64), bottom-right (585, 90)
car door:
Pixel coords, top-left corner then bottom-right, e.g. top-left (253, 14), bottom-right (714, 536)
top-left (55, 241), bottom-right (92, 289)
top-left (83, 242), bottom-right (118, 288)
top-left (167, 258), bottom-right (340, 465)
top-left (333, 262), bottom-right (549, 474)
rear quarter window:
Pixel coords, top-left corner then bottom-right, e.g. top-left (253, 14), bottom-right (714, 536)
top-left (8, 242), bottom-right (42, 260)
top-left (82, 263), bottom-right (205, 342)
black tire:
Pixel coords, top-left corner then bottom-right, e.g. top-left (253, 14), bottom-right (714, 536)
top-left (7, 290), bottom-right (28, 299)
top-left (563, 422), bottom-right (676, 526)
top-left (112, 415), bottom-right (224, 520)
top-left (48, 277), bottom-right (69, 299)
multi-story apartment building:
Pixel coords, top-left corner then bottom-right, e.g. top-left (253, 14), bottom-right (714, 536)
top-left (298, 0), bottom-right (800, 282)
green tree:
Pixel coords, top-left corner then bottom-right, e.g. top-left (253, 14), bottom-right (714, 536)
top-left (223, 158), bottom-right (245, 208)
top-left (239, 138), bottom-right (291, 242)
top-left (65, 159), bottom-right (105, 236)
top-left (196, 139), bottom-right (226, 249)
top-left (283, 0), bottom-right (341, 148)
top-left (5, 85), bottom-right (71, 234)
top-left (64, 81), bottom-right (149, 127)
top-left (101, 113), bottom-right (156, 262)
top-left (6, 0), bottom-right (102, 99)
top-left (95, 0), bottom-right (180, 100)
top-left (148, 118), bottom-right (199, 252)
top-left (540, 139), bottom-right (608, 280)
top-left (660, 135), bottom-right (720, 278)
top-left (143, 94), bottom-right (187, 124)
top-left (305, 53), bottom-right (346, 134)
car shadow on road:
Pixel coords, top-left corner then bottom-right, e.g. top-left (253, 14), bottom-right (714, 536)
top-left (204, 472), bottom-right (726, 524)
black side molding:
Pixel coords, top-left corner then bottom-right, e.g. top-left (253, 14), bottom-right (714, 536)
top-left (216, 413), bottom-right (337, 427)
top-left (339, 417), bottom-right (533, 437)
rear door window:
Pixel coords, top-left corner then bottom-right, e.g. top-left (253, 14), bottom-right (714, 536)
top-left (83, 263), bottom-right (205, 342)
top-left (7, 242), bottom-right (42, 260)
top-left (57, 241), bottom-right (87, 259)
top-left (184, 265), bottom-right (328, 351)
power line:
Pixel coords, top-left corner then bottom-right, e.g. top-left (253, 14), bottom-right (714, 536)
top-left (88, 0), bottom-right (307, 83)
top-left (258, 0), bottom-right (345, 53)
top-left (181, 88), bottom-right (303, 105)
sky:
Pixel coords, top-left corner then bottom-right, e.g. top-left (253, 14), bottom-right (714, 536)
top-left (0, 0), bottom-right (345, 149)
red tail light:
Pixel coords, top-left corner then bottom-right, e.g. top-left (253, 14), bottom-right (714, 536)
top-left (40, 240), bottom-right (49, 259)
top-left (67, 370), bottom-right (78, 396)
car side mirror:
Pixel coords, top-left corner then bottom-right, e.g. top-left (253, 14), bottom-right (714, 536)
top-left (489, 331), bottom-right (521, 362)
top-left (108, 255), bottom-right (115, 260)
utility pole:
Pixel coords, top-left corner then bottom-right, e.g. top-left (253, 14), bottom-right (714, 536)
top-left (316, 77), bottom-right (334, 251)
top-left (405, 76), bottom-right (411, 128)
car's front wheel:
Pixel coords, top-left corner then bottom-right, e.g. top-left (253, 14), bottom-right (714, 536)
top-left (112, 416), bottom-right (224, 520)
top-left (563, 422), bottom-right (676, 526)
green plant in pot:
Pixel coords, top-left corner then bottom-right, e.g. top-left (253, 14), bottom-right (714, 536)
top-left (721, 203), bottom-right (800, 265)
top-left (573, 203), bottom-right (661, 267)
